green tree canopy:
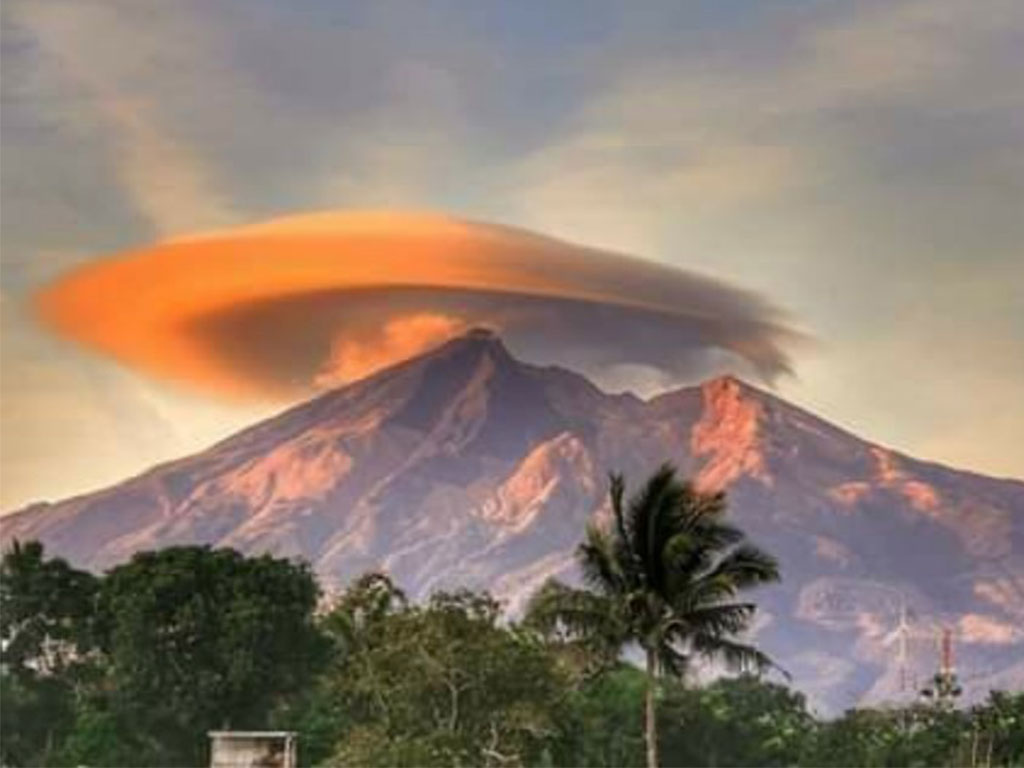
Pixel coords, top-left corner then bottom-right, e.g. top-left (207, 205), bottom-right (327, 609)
top-left (659, 674), bottom-right (814, 766)
top-left (1, 539), bottom-right (98, 676)
top-left (0, 540), bottom-right (99, 766)
top-left (296, 574), bottom-right (570, 766)
top-left (95, 545), bottom-right (325, 765)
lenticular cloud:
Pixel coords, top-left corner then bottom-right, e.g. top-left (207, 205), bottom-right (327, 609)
top-left (35, 211), bottom-right (800, 400)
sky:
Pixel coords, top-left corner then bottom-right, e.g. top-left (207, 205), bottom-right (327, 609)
top-left (1, 0), bottom-right (1022, 511)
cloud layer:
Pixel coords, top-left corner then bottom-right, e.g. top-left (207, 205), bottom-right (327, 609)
top-left (36, 211), bottom-right (798, 399)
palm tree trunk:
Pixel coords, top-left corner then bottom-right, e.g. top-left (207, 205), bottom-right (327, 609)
top-left (645, 646), bottom-right (659, 768)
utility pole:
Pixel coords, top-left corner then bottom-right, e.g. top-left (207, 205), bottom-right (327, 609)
top-left (895, 598), bottom-right (910, 694)
top-left (920, 626), bottom-right (962, 708)
top-left (883, 593), bottom-right (919, 704)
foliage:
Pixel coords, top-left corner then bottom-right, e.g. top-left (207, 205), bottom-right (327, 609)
top-left (524, 464), bottom-right (780, 766)
top-left (272, 572), bottom-right (411, 765)
top-left (553, 670), bottom-right (814, 768)
top-left (3, 538), bottom-right (1021, 768)
top-left (1, 670), bottom-right (79, 766)
top-left (0, 540), bottom-right (99, 766)
top-left (49, 703), bottom-right (144, 768)
top-left (802, 693), bottom-right (1024, 768)
top-left (972, 690), bottom-right (1024, 766)
top-left (561, 680), bottom-right (1024, 768)
top-left (94, 545), bottom-right (326, 765)
top-left (1, 540), bottom-right (99, 675)
top-left (558, 665), bottom-right (648, 767)
top-left (305, 575), bottom-right (570, 766)
top-left (658, 673), bottom-right (814, 766)
top-left (0, 542), bottom-right (325, 767)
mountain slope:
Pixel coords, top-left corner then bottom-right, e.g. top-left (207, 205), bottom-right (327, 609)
top-left (3, 329), bottom-right (1022, 712)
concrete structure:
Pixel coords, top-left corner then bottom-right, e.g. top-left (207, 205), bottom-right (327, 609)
top-left (208, 731), bottom-right (297, 768)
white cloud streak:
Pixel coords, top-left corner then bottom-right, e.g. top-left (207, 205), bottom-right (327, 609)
top-left (7, 1), bottom-right (238, 237)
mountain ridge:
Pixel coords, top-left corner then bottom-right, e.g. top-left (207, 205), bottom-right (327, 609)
top-left (2, 329), bottom-right (1022, 713)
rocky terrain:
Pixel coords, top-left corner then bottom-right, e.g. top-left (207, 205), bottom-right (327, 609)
top-left (3, 329), bottom-right (1022, 713)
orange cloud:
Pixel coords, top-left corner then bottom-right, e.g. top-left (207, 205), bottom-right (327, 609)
top-left (35, 210), bottom-right (800, 400)
top-left (314, 313), bottom-right (471, 387)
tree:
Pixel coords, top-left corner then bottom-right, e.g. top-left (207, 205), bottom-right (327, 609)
top-left (558, 664), bottom-right (648, 767)
top-left (307, 575), bottom-right (570, 766)
top-left (0, 540), bottom-right (99, 766)
top-left (0, 540), bottom-right (98, 676)
top-left (524, 464), bottom-right (781, 767)
top-left (50, 702), bottom-right (145, 768)
top-left (803, 707), bottom-right (901, 767)
top-left (274, 572), bottom-right (411, 765)
top-left (971, 690), bottom-right (1024, 766)
top-left (659, 674), bottom-right (814, 766)
top-left (95, 546), bottom-right (325, 766)
top-left (803, 703), bottom-right (975, 767)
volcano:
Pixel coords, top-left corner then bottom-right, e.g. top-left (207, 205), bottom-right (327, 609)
top-left (3, 329), bottom-right (1022, 713)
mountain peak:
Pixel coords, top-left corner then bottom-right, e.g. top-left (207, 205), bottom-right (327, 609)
top-left (376, 326), bottom-right (571, 462)
top-left (432, 326), bottom-right (514, 363)
top-left (464, 326), bottom-right (500, 341)
top-left (700, 373), bottom-right (758, 395)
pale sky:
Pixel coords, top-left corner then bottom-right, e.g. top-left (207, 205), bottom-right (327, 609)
top-left (2, 0), bottom-right (1022, 511)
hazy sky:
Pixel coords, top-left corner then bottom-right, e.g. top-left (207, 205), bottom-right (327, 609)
top-left (2, 0), bottom-right (1022, 511)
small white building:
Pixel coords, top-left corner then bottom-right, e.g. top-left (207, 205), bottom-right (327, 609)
top-left (208, 731), bottom-right (297, 768)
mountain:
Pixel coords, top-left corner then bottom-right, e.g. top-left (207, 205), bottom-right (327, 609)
top-left (3, 328), bottom-right (1023, 713)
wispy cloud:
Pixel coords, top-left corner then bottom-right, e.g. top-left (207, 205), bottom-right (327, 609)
top-left (6, 0), bottom-right (238, 237)
top-left (509, 0), bottom-right (1024, 248)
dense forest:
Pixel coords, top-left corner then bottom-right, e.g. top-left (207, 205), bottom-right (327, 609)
top-left (2, 469), bottom-right (1022, 766)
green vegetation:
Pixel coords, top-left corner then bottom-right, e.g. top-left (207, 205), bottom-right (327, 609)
top-left (1, 543), bottom-right (323, 766)
top-left (0, 540), bottom-right (99, 766)
top-left (284, 575), bottom-right (570, 766)
top-left (524, 464), bottom-right (780, 766)
top-left (2, 467), bottom-right (1022, 767)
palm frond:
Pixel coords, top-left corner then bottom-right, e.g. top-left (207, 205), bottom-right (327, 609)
top-left (699, 544), bottom-right (780, 591)
top-left (661, 519), bottom-right (745, 600)
top-left (625, 463), bottom-right (710, 595)
top-left (522, 580), bottom-right (625, 645)
top-left (608, 473), bottom-right (642, 587)
top-left (672, 485), bottom-right (726, 532)
top-left (626, 463), bottom-right (677, 571)
top-left (609, 472), bottom-right (626, 522)
top-left (677, 572), bottom-right (734, 611)
top-left (656, 640), bottom-right (690, 679)
top-left (665, 602), bottom-right (756, 640)
top-left (608, 472), bottom-right (630, 549)
top-left (578, 523), bottom-right (627, 596)
top-left (649, 483), bottom-right (693, 593)
top-left (546, 466), bottom-right (782, 691)
top-left (691, 633), bottom-right (786, 679)
top-left (692, 489), bottom-right (728, 519)
top-left (689, 518), bottom-right (745, 551)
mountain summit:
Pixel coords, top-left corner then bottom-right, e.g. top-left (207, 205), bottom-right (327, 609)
top-left (3, 330), bottom-right (1022, 712)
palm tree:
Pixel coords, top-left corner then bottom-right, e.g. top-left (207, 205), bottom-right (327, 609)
top-left (524, 464), bottom-right (781, 768)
